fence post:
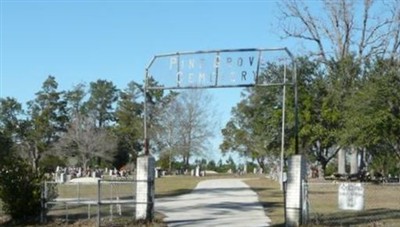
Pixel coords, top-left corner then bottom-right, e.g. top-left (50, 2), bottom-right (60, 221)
top-left (78, 182), bottom-right (81, 203)
top-left (97, 179), bottom-right (101, 227)
top-left (302, 180), bottom-right (309, 225)
top-left (135, 155), bottom-right (155, 221)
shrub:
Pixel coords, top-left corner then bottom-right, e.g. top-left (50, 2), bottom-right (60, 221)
top-left (325, 163), bottom-right (337, 177)
top-left (0, 155), bottom-right (44, 222)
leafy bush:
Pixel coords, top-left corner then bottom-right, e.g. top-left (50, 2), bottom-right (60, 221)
top-left (0, 155), bottom-right (44, 222)
top-left (324, 163), bottom-right (337, 176)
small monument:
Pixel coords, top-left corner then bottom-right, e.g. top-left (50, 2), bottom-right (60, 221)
top-left (195, 165), bottom-right (200, 177)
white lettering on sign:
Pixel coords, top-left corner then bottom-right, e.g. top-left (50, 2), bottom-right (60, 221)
top-left (169, 57), bottom-right (177, 70)
top-left (214, 56), bottom-right (221, 68)
top-left (188, 59), bottom-right (195, 69)
top-left (169, 55), bottom-right (259, 86)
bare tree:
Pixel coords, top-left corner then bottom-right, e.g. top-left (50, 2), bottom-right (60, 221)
top-left (54, 114), bottom-right (117, 170)
top-left (156, 90), bottom-right (215, 169)
top-left (278, 0), bottom-right (400, 64)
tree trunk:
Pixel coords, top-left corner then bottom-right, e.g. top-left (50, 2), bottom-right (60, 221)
top-left (358, 148), bottom-right (366, 171)
top-left (256, 156), bottom-right (266, 173)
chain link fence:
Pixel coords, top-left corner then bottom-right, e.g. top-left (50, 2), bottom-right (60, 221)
top-left (42, 179), bottom-right (151, 226)
top-left (305, 182), bottom-right (400, 226)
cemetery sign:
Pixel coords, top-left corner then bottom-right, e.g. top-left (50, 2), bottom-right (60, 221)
top-left (145, 48), bottom-right (294, 89)
top-left (338, 183), bottom-right (364, 211)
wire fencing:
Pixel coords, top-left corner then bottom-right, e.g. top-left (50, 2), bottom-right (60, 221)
top-left (305, 182), bottom-right (400, 226)
top-left (42, 179), bottom-right (150, 226)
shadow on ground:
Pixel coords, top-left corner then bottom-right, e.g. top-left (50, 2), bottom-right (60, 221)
top-left (308, 208), bottom-right (400, 226)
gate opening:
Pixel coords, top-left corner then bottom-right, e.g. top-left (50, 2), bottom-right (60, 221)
top-left (137, 47), bottom-right (300, 223)
top-left (143, 47), bottom-right (298, 155)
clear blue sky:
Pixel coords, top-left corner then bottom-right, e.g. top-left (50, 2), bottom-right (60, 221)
top-left (0, 0), bottom-right (300, 162)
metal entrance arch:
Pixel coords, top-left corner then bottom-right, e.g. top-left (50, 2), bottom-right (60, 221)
top-left (143, 47), bottom-right (298, 156)
top-left (137, 47), bottom-right (299, 222)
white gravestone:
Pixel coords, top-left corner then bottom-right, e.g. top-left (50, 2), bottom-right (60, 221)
top-left (154, 168), bottom-right (159, 178)
top-left (195, 165), bottom-right (200, 177)
top-left (338, 183), bottom-right (364, 211)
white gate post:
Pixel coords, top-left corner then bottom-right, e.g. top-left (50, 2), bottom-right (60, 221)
top-left (135, 155), bottom-right (155, 220)
top-left (285, 155), bottom-right (307, 226)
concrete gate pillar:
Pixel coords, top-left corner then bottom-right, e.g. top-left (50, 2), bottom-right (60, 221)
top-left (135, 156), bottom-right (155, 220)
top-left (285, 155), bottom-right (307, 226)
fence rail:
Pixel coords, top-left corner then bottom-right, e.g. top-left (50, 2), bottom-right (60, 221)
top-left (42, 179), bottom-right (152, 226)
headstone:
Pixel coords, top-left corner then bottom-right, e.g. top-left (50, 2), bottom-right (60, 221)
top-left (253, 168), bottom-right (257, 174)
top-left (109, 169), bottom-right (113, 176)
top-left (92, 171), bottom-right (97, 178)
top-left (155, 168), bottom-right (159, 178)
top-left (338, 149), bottom-right (346, 175)
top-left (60, 173), bottom-right (65, 183)
top-left (195, 165), bottom-right (200, 177)
top-left (191, 169), bottom-right (195, 176)
top-left (338, 183), bottom-right (364, 211)
top-left (243, 164), bottom-right (247, 174)
top-left (135, 156), bottom-right (155, 221)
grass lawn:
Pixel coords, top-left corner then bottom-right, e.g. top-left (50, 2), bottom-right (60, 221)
top-left (155, 175), bottom-right (203, 198)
